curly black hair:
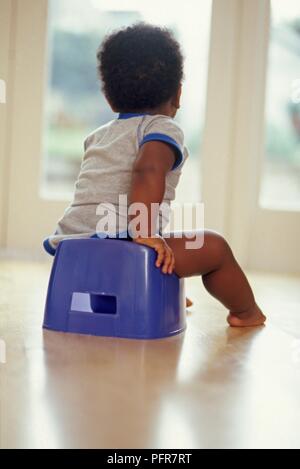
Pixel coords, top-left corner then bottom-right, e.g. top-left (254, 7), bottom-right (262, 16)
top-left (97, 22), bottom-right (184, 112)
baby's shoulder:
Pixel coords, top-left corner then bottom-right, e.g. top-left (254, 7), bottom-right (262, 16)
top-left (142, 114), bottom-right (183, 131)
top-left (140, 114), bottom-right (185, 145)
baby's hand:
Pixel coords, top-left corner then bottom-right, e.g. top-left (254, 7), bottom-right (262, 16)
top-left (133, 236), bottom-right (175, 274)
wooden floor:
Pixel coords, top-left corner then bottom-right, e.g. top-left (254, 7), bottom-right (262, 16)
top-left (0, 259), bottom-right (300, 449)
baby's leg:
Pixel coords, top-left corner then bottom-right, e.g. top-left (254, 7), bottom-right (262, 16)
top-left (164, 230), bottom-right (266, 327)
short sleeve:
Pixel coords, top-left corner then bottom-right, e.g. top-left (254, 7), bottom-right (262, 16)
top-left (83, 134), bottom-right (93, 152)
top-left (139, 116), bottom-right (185, 170)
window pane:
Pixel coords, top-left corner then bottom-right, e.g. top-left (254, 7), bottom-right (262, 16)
top-left (42, 0), bottom-right (211, 206)
top-left (260, 0), bottom-right (300, 210)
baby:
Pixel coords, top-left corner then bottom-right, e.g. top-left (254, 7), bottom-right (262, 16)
top-left (44, 23), bottom-right (266, 327)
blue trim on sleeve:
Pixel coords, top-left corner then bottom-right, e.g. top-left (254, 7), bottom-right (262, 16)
top-left (43, 238), bottom-right (56, 256)
top-left (118, 112), bottom-right (150, 119)
top-left (139, 132), bottom-right (183, 170)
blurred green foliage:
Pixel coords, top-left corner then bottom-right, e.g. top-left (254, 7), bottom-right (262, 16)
top-left (47, 126), bottom-right (87, 161)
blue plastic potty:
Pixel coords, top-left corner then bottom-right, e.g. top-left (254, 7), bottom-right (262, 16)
top-left (43, 238), bottom-right (186, 339)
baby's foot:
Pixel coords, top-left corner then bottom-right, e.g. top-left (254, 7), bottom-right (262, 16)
top-left (227, 304), bottom-right (266, 327)
top-left (186, 297), bottom-right (193, 308)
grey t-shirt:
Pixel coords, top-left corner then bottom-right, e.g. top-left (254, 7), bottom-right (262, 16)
top-left (46, 112), bottom-right (188, 253)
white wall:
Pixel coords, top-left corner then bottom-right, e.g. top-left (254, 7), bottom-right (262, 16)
top-left (0, 0), bottom-right (14, 248)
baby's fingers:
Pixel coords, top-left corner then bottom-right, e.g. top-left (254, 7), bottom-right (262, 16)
top-left (162, 247), bottom-right (173, 274)
top-left (155, 245), bottom-right (165, 268)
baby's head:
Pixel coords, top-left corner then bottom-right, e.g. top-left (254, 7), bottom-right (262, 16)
top-left (97, 22), bottom-right (184, 116)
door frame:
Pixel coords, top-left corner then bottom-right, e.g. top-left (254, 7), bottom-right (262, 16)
top-left (0, 0), bottom-right (67, 255)
top-left (202, 0), bottom-right (270, 261)
top-left (0, 0), bottom-right (13, 248)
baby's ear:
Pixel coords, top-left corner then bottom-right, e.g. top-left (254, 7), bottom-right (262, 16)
top-left (174, 84), bottom-right (182, 109)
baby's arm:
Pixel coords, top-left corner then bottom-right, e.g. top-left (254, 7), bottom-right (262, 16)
top-left (129, 140), bottom-right (176, 274)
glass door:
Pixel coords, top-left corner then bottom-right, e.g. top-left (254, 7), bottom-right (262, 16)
top-left (222, 0), bottom-right (300, 274)
top-left (43, 0), bottom-right (212, 206)
top-left (260, 0), bottom-right (300, 210)
top-left (249, 0), bottom-right (300, 272)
